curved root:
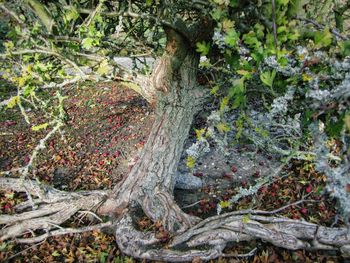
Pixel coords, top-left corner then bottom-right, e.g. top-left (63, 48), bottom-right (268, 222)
top-left (115, 212), bottom-right (224, 262)
top-left (114, 209), bottom-right (350, 261)
top-left (0, 178), bottom-right (108, 243)
top-left (141, 190), bottom-right (200, 233)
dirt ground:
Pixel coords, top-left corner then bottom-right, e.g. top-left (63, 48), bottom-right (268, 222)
top-left (0, 82), bottom-right (346, 262)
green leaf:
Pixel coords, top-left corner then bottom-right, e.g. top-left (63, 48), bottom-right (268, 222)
top-left (4, 41), bottom-right (14, 52)
top-left (0, 242), bottom-right (8, 251)
top-left (344, 114), bottom-right (350, 132)
top-left (260, 70), bottom-right (276, 88)
top-left (287, 28), bottom-right (300, 41)
top-left (254, 23), bottom-right (265, 39)
top-left (32, 122), bottom-right (49, 131)
top-left (277, 0), bottom-right (289, 5)
top-left (314, 27), bottom-right (332, 48)
top-left (220, 200), bottom-right (231, 208)
top-left (82, 37), bottom-right (95, 50)
top-left (146, 0), bottom-right (153, 6)
top-left (210, 85), bottom-right (220, 96)
top-left (195, 128), bottom-right (206, 139)
top-left (100, 252), bottom-right (108, 263)
top-left (243, 31), bottom-right (260, 49)
top-left (97, 60), bottom-right (112, 76)
top-left (232, 94), bottom-right (246, 109)
top-left (339, 40), bottom-right (350, 57)
top-left (186, 156), bottom-right (196, 169)
top-left (65, 6), bottom-right (79, 22)
top-left (216, 122), bottom-right (230, 133)
top-left (224, 30), bottom-right (239, 47)
top-left (196, 41), bottom-right (210, 56)
top-left (5, 192), bottom-right (14, 199)
top-left (219, 96), bottom-right (229, 112)
top-left (7, 96), bottom-right (19, 109)
top-left (34, 62), bottom-right (50, 72)
top-left (228, 78), bottom-right (245, 97)
top-left (326, 114), bottom-right (344, 137)
top-left (211, 8), bottom-right (223, 21)
top-left (23, 85), bottom-right (35, 97)
top-left (236, 69), bottom-right (252, 78)
top-left (52, 250), bottom-right (60, 257)
top-left (230, 0), bottom-right (238, 7)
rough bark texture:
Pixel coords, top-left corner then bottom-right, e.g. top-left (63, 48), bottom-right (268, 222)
top-left (102, 51), bottom-right (205, 233)
top-left (0, 178), bottom-right (108, 242)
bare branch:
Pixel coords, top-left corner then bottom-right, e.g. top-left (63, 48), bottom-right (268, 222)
top-left (295, 16), bottom-right (349, 40)
top-left (0, 3), bottom-right (25, 26)
top-left (71, 7), bottom-right (191, 41)
top-left (0, 48), bottom-right (86, 77)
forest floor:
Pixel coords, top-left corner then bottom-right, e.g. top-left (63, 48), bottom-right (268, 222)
top-left (0, 82), bottom-right (347, 262)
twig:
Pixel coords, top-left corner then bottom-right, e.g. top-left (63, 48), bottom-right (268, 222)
top-left (83, 0), bottom-right (105, 28)
top-left (0, 48), bottom-right (86, 77)
top-left (3, 240), bottom-right (46, 263)
top-left (221, 247), bottom-right (257, 258)
top-left (77, 210), bottom-right (103, 223)
top-left (17, 89), bottom-right (30, 124)
top-left (0, 3), bottom-right (25, 26)
top-left (0, 121), bottom-right (64, 209)
top-left (71, 7), bottom-right (191, 41)
top-left (271, 0), bottom-right (278, 50)
top-left (182, 200), bottom-right (202, 209)
top-left (15, 221), bottom-right (112, 244)
top-left (295, 16), bottom-right (349, 40)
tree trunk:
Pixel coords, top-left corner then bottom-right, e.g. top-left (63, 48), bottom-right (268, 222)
top-left (98, 26), bottom-right (206, 229)
top-left (101, 51), bottom-right (205, 230)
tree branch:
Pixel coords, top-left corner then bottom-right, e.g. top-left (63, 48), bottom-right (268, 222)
top-left (0, 3), bottom-right (25, 26)
top-left (0, 48), bottom-right (86, 77)
top-left (70, 7), bottom-right (191, 42)
top-left (295, 16), bottom-right (349, 40)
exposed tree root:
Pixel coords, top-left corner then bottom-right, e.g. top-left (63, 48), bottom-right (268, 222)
top-left (115, 212), bottom-right (224, 262)
top-left (141, 190), bottom-right (200, 233)
top-left (0, 177), bottom-right (108, 243)
top-left (112, 207), bottom-right (350, 261)
top-left (1, 178), bottom-right (350, 260)
top-left (171, 213), bottom-right (350, 253)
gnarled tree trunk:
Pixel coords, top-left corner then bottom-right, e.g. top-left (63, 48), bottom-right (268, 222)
top-left (99, 28), bottom-right (205, 231)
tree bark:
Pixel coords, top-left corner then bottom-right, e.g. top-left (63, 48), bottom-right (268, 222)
top-left (100, 50), bottom-right (206, 233)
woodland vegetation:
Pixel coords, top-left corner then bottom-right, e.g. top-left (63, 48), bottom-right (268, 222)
top-left (0, 0), bottom-right (350, 261)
